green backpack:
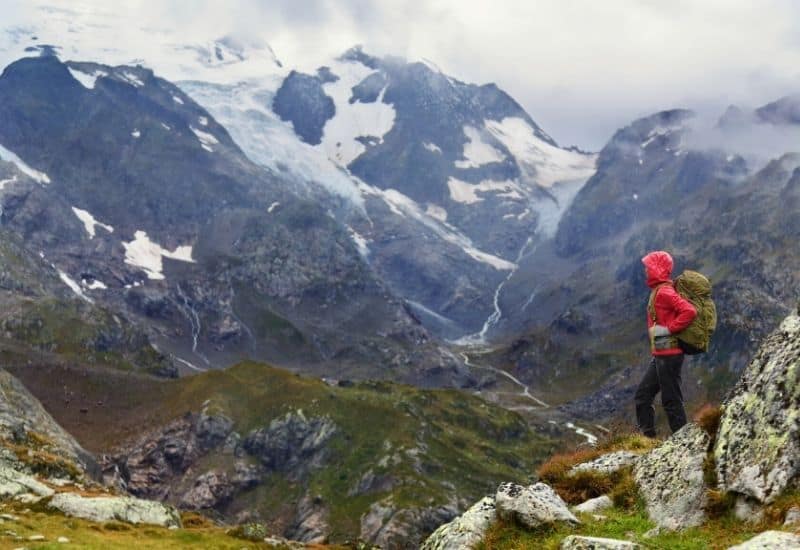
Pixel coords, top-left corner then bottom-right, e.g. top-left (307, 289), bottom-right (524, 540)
top-left (671, 270), bottom-right (717, 354)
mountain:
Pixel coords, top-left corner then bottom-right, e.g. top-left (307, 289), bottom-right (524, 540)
top-left (0, 54), bottom-right (467, 386)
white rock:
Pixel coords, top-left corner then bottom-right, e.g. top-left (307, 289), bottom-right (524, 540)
top-left (28, 534), bottom-right (45, 541)
top-left (495, 482), bottom-right (579, 529)
top-left (727, 530), bottom-right (800, 549)
top-left (420, 496), bottom-right (496, 550)
top-left (573, 495), bottom-right (613, 515)
top-left (633, 423), bottom-right (709, 530)
top-left (784, 506), bottom-right (800, 528)
top-left (57, 537), bottom-right (70, 544)
top-left (560, 535), bottom-right (642, 549)
top-left (569, 451), bottom-right (640, 476)
top-left (49, 493), bottom-right (181, 528)
top-left (734, 496), bottom-right (765, 523)
top-left (0, 466), bottom-right (55, 499)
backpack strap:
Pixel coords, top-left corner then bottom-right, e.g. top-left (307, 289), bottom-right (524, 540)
top-left (647, 283), bottom-right (671, 324)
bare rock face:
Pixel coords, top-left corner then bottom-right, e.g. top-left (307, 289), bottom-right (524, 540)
top-left (494, 482), bottom-right (579, 529)
top-left (102, 407), bottom-right (236, 500)
top-left (633, 423), bottom-right (709, 530)
top-left (179, 470), bottom-right (234, 510)
top-left (726, 530), bottom-right (800, 549)
top-left (560, 535), bottom-right (642, 549)
top-left (715, 313), bottom-right (800, 504)
top-left (242, 409), bottom-right (337, 479)
top-left (361, 497), bottom-right (458, 550)
top-left (569, 451), bottom-right (640, 476)
top-left (420, 496), bottom-right (496, 550)
top-left (285, 494), bottom-right (329, 544)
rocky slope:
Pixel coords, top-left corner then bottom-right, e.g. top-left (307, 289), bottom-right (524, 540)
top-left (7, 357), bottom-right (554, 548)
top-left (424, 309), bottom-right (800, 549)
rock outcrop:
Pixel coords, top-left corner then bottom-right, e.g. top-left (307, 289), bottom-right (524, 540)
top-left (573, 495), bottom-right (613, 515)
top-left (495, 482), bottom-right (579, 529)
top-left (362, 497), bottom-right (458, 550)
top-left (715, 313), bottom-right (800, 504)
top-left (420, 496), bottom-right (496, 550)
top-left (242, 409), bottom-right (337, 479)
top-left (48, 493), bottom-right (182, 528)
top-left (727, 530), bottom-right (800, 549)
top-left (569, 451), bottom-right (640, 476)
top-left (560, 535), bottom-right (642, 549)
top-left (633, 422), bottom-right (709, 530)
top-left (0, 369), bottom-right (96, 477)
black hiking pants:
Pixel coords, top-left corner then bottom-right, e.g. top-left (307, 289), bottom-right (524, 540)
top-left (634, 354), bottom-right (687, 437)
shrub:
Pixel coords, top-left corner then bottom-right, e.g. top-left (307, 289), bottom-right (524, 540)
top-left (693, 403), bottom-right (723, 443)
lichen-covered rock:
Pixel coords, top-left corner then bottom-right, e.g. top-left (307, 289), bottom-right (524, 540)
top-left (733, 496), bottom-right (765, 524)
top-left (715, 313), bottom-right (800, 504)
top-left (560, 535), bottom-right (642, 549)
top-left (420, 496), bottom-right (495, 550)
top-left (495, 482), bottom-right (579, 529)
top-left (573, 495), bottom-right (613, 515)
top-left (569, 452), bottom-right (640, 476)
top-left (0, 465), bottom-right (55, 499)
top-left (633, 423), bottom-right (709, 530)
top-left (48, 493), bottom-right (181, 528)
top-left (726, 530), bottom-right (800, 549)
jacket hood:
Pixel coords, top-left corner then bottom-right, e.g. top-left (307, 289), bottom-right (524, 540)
top-left (642, 251), bottom-right (674, 288)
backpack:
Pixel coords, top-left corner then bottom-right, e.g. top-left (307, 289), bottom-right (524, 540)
top-left (649, 270), bottom-right (717, 355)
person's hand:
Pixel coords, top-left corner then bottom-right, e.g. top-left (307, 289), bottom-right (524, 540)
top-left (651, 325), bottom-right (670, 337)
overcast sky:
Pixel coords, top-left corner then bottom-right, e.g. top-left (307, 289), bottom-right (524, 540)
top-left (11, 0), bottom-right (800, 149)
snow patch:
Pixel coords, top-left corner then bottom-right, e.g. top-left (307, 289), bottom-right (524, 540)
top-left (423, 142), bottom-right (442, 154)
top-left (67, 67), bottom-right (107, 89)
top-left (447, 177), bottom-right (523, 204)
top-left (485, 117), bottom-right (596, 188)
top-left (161, 123), bottom-right (171, 131)
top-left (172, 95), bottom-right (184, 105)
top-left (122, 230), bottom-right (195, 280)
top-left (454, 125), bottom-right (505, 168)
top-left (58, 270), bottom-right (93, 303)
top-left (82, 278), bottom-right (107, 290)
top-left (319, 61), bottom-right (396, 166)
top-left (347, 226), bottom-right (370, 257)
top-left (425, 203), bottom-right (448, 222)
top-left (376, 187), bottom-right (515, 270)
top-left (131, 129), bottom-right (140, 138)
top-left (120, 70), bottom-right (144, 87)
top-left (0, 175), bottom-right (17, 190)
top-left (71, 207), bottom-right (114, 238)
top-left (191, 126), bottom-right (218, 152)
top-left (0, 143), bottom-right (51, 184)
top-left (198, 116), bottom-right (208, 126)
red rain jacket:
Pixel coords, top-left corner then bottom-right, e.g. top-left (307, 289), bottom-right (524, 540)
top-left (642, 251), bottom-right (697, 356)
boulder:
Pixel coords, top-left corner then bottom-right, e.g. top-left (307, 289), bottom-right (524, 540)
top-left (573, 495), bottom-right (613, 515)
top-left (715, 313), bottom-right (800, 504)
top-left (48, 493), bottom-right (181, 528)
top-left (569, 452), bottom-right (640, 476)
top-left (0, 465), bottom-right (55, 499)
top-left (726, 531), bottom-right (800, 549)
top-left (560, 535), bottom-right (642, 549)
top-left (633, 422), bottom-right (709, 530)
top-left (421, 496), bottom-right (496, 550)
top-left (495, 482), bottom-right (579, 529)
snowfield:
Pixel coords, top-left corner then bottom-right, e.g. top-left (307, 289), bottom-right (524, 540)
top-left (0, 143), bottom-right (51, 184)
top-left (123, 231), bottom-right (195, 281)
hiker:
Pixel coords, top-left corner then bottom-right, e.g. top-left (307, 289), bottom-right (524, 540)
top-left (635, 250), bottom-right (697, 437)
